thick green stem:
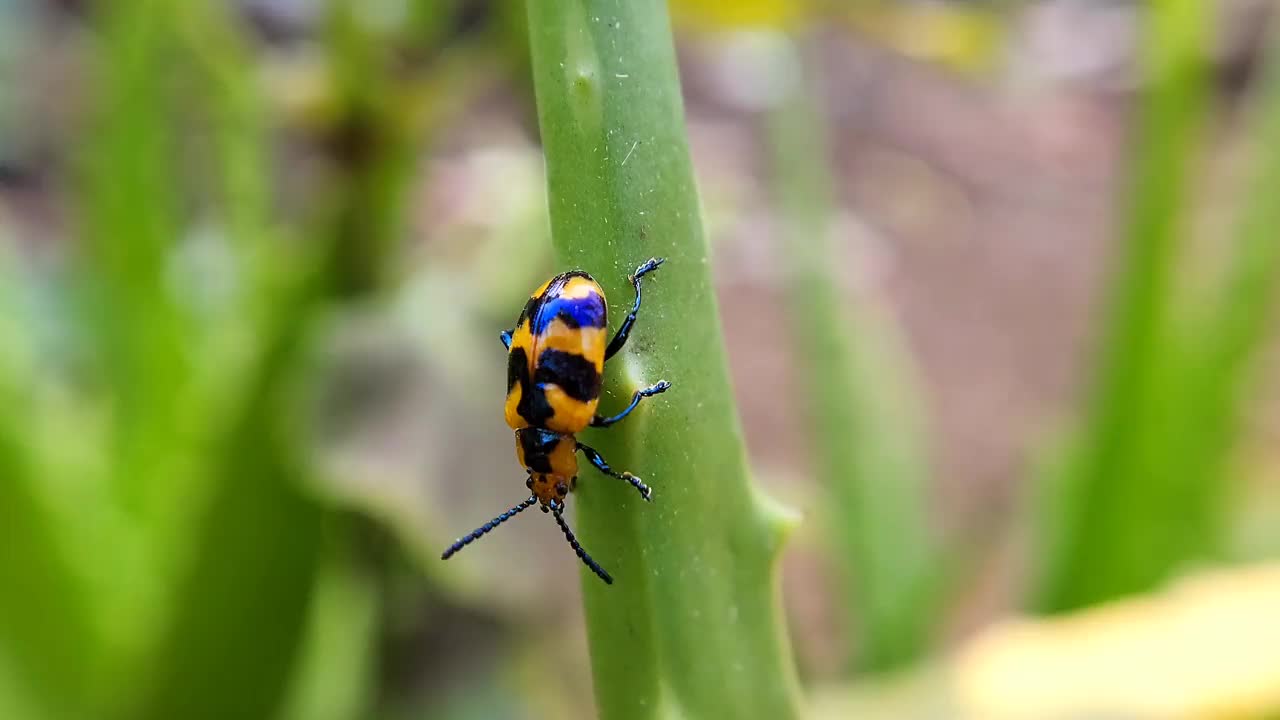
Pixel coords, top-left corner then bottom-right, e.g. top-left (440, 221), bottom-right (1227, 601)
top-left (525, 2), bottom-right (803, 719)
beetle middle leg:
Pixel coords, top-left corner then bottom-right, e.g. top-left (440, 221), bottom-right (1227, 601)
top-left (591, 380), bottom-right (671, 428)
top-left (604, 257), bottom-right (665, 360)
top-left (577, 442), bottom-right (652, 501)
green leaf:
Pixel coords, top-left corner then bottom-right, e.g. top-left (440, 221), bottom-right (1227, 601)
top-left (524, 2), bottom-right (804, 718)
top-left (78, 0), bottom-right (194, 529)
top-left (1150, 20), bottom-right (1280, 568)
top-left (1029, 0), bottom-right (1216, 612)
top-left (122, 3), bottom-right (338, 716)
top-left (280, 526), bottom-right (382, 720)
top-left (0, 253), bottom-right (100, 720)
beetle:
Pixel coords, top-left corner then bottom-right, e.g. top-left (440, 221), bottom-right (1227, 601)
top-left (440, 257), bottom-right (670, 584)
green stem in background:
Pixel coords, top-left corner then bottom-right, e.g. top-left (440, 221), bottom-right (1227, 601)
top-left (142, 3), bottom-right (470, 716)
top-left (1030, 0), bottom-right (1210, 612)
top-left (322, 0), bottom-right (493, 299)
top-left (280, 517), bottom-right (382, 720)
top-left (0, 255), bottom-right (98, 720)
top-left (1155, 21), bottom-right (1280, 564)
top-left (323, 0), bottom-right (421, 298)
top-left (765, 38), bottom-right (941, 673)
top-left (127, 3), bottom-right (329, 718)
top-left (80, 0), bottom-right (192, 533)
top-left (525, 1), bottom-right (803, 719)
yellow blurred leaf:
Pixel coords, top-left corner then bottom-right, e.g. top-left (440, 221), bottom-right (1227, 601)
top-left (670, 0), bottom-right (809, 32)
top-left (954, 564), bottom-right (1280, 719)
top-left (843, 3), bottom-right (1003, 73)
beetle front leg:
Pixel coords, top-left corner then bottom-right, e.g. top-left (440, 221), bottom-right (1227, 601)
top-left (604, 257), bottom-right (664, 360)
top-left (577, 442), bottom-right (653, 501)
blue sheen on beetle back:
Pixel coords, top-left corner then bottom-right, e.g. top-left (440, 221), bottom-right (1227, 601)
top-left (531, 289), bottom-right (606, 333)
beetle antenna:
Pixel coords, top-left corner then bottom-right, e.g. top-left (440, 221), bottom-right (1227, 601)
top-left (442, 496), bottom-right (537, 560)
top-left (551, 505), bottom-right (613, 584)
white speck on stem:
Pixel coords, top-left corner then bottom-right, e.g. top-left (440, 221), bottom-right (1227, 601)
top-left (621, 140), bottom-right (639, 166)
top-left (615, 73), bottom-right (630, 78)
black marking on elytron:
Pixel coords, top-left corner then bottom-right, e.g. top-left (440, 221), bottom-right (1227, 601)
top-left (506, 346), bottom-right (527, 393)
top-left (513, 381), bottom-right (555, 428)
top-left (516, 294), bottom-right (540, 328)
top-left (516, 386), bottom-right (555, 427)
top-left (534, 349), bottom-right (601, 402)
top-left (509, 347), bottom-right (556, 425)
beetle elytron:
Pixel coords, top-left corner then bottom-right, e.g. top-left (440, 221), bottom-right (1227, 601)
top-left (440, 257), bottom-right (670, 584)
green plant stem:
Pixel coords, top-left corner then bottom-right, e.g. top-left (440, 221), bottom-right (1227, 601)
top-left (1154, 20), bottom-right (1280, 564)
top-left (1031, 0), bottom-right (1211, 612)
top-left (525, 2), bottom-right (803, 719)
top-left (765, 39), bottom-right (940, 673)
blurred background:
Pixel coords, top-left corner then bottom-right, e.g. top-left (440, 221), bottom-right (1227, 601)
top-left (2, 0), bottom-right (1280, 718)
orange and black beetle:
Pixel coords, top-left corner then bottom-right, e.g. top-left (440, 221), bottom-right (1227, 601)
top-left (440, 258), bottom-right (670, 584)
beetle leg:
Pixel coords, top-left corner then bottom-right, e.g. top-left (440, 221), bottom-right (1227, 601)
top-left (604, 257), bottom-right (665, 360)
top-left (591, 380), bottom-right (671, 428)
top-left (500, 328), bottom-right (513, 349)
top-left (577, 442), bottom-right (653, 501)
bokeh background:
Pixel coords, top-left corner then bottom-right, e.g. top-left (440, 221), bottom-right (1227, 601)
top-left (2, 0), bottom-right (1280, 718)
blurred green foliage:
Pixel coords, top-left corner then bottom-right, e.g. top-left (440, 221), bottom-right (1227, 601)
top-left (0, 0), bottom-right (446, 717)
top-left (0, 0), bottom-right (1279, 719)
top-left (1031, 0), bottom-right (1280, 613)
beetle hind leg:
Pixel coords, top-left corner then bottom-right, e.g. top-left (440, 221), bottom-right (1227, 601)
top-left (577, 442), bottom-right (653, 501)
